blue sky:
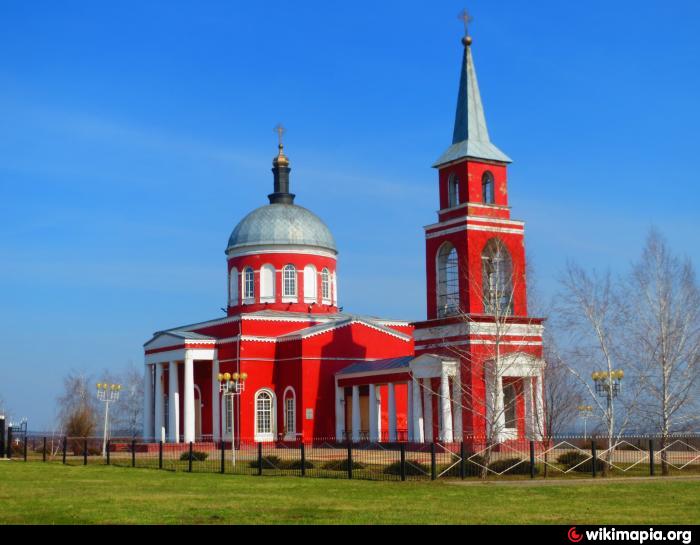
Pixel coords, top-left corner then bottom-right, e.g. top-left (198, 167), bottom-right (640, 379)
top-left (1, 1), bottom-right (699, 429)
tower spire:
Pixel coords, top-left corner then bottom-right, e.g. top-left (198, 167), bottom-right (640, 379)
top-left (269, 123), bottom-right (295, 204)
top-left (433, 11), bottom-right (511, 167)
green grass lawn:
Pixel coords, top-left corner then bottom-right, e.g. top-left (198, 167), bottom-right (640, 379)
top-left (1, 461), bottom-right (698, 524)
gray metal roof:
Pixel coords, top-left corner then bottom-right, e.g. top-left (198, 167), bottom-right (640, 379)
top-left (227, 203), bottom-right (337, 254)
top-left (433, 42), bottom-right (511, 167)
top-left (337, 356), bottom-right (414, 375)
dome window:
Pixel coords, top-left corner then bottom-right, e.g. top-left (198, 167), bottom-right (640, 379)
top-left (283, 264), bottom-right (298, 302)
top-left (228, 267), bottom-right (239, 306)
top-left (321, 268), bottom-right (331, 304)
top-left (242, 267), bottom-right (255, 303)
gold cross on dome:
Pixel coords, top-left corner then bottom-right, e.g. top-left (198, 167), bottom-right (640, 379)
top-left (274, 123), bottom-right (286, 147)
top-left (458, 8), bottom-right (473, 37)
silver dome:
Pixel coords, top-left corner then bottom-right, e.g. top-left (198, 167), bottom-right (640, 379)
top-left (227, 203), bottom-right (337, 254)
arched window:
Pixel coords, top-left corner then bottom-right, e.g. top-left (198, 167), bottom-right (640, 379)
top-left (283, 264), bottom-right (297, 300)
top-left (482, 171), bottom-right (495, 204)
top-left (321, 268), bottom-right (331, 303)
top-left (303, 265), bottom-right (317, 303)
top-left (283, 387), bottom-right (296, 439)
top-left (481, 239), bottom-right (513, 315)
top-left (437, 243), bottom-right (459, 317)
top-left (260, 264), bottom-right (275, 303)
top-left (448, 174), bottom-right (460, 208)
top-left (228, 267), bottom-right (238, 306)
top-left (254, 389), bottom-right (275, 441)
top-left (242, 267), bottom-right (254, 302)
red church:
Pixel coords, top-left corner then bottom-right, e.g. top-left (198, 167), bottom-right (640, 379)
top-left (143, 28), bottom-right (545, 446)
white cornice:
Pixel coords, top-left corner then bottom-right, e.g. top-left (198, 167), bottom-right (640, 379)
top-left (226, 244), bottom-right (338, 259)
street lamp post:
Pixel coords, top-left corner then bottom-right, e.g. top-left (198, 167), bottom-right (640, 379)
top-left (218, 372), bottom-right (247, 468)
top-left (96, 383), bottom-right (121, 457)
top-left (591, 370), bottom-right (624, 410)
top-left (577, 405), bottom-right (594, 438)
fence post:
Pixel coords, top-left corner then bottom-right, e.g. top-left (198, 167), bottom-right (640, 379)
top-left (83, 438), bottom-right (88, 465)
top-left (62, 436), bottom-right (67, 464)
top-left (400, 443), bottom-right (406, 482)
top-left (6, 427), bottom-right (12, 459)
top-left (158, 441), bottom-right (163, 470)
top-left (189, 442), bottom-right (194, 473)
top-left (591, 440), bottom-right (597, 478)
top-left (529, 440), bottom-right (536, 479)
top-left (257, 442), bottom-right (262, 476)
top-left (300, 442), bottom-right (306, 477)
top-left (430, 442), bottom-right (437, 481)
top-left (220, 440), bottom-right (225, 474)
top-left (43, 437), bottom-right (47, 462)
top-left (649, 439), bottom-right (655, 477)
top-left (131, 440), bottom-right (136, 468)
top-left (459, 441), bottom-right (465, 480)
top-left (347, 443), bottom-right (353, 480)
top-left (23, 436), bottom-right (28, 462)
top-left (106, 440), bottom-right (110, 465)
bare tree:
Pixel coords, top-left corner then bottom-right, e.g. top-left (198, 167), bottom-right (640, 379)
top-left (57, 371), bottom-right (98, 437)
top-left (112, 363), bottom-right (144, 438)
top-left (556, 262), bottom-right (643, 475)
top-left (418, 240), bottom-right (545, 476)
top-left (541, 339), bottom-right (582, 437)
top-left (621, 229), bottom-right (700, 473)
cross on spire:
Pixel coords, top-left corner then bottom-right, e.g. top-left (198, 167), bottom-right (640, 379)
top-left (274, 123), bottom-right (286, 149)
top-left (458, 9), bottom-right (473, 37)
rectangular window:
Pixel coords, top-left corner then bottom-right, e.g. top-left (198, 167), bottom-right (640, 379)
top-left (503, 382), bottom-right (517, 429)
top-left (285, 397), bottom-right (295, 435)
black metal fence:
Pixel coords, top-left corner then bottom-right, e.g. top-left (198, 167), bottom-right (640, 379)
top-left (11, 434), bottom-right (700, 481)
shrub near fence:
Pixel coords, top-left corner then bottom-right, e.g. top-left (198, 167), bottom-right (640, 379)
top-left (10, 434), bottom-right (700, 482)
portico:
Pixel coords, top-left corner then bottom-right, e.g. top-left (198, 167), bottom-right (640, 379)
top-left (334, 354), bottom-right (461, 443)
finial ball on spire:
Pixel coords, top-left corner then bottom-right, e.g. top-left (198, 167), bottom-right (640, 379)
top-left (272, 123), bottom-right (290, 167)
top-left (458, 8), bottom-right (473, 46)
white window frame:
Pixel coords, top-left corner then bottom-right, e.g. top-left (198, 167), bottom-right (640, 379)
top-left (321, 268), bottom-right (331, 304)
top-left (282, 264), bottom-right (298, 303)
top-left (242, 267), bottom-right (255, 304)
top-left (303, 265), bottom-right (317, 304)
top-left (254, 388), bottom-right (276, 442)
top-left (282, 386), bottom-right (296, 440)
top-left (436, 242), bottom-right (459, 317)
top-left (448, 174), bottom-right (460, 208)
top-left (260, 263), bottom-right (276, 303)
top-left (228, 266), bottom-right (239, 306)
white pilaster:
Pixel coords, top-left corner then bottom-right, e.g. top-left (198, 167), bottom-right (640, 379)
top-left (211, 355), bottom-right (220, 442)
top-left (143, 364), bottom-right (154, 440)
top-left (494, 375), bottom-right (505, 441)
top-left (534, 374), bottom-right (545, 440)
top-left (387, 383), bottom-right (397, 442)
top-left (168, 361), bottom-right (180, 443)
top-left (412, 378), bottom-right (424, 443)
top-left (407, 382), bottom-right (414, 442)
top-left (351, 385), bottom-right (361, 442)
top-left (369, 384), bottom-right (379, 442)
top-left (422, 378), bottom-right (433, 442)
top-left (523, 376), bottom-right (534, 439)
top-left (154, 363), bottom-right (165, 442)
top-left (183, 354), bottom-right (195, 443)
top-left (439, 372), bottom-right (454, 442)
top-left (452, 371), bottom-right (463, 441)
top-left (335, 382), bottom-right (344, 441)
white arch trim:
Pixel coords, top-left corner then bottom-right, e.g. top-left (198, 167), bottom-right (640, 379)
top-left (254, 388), bottom-right (277, 442)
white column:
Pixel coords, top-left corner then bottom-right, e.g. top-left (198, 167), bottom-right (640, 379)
top-left (534, 374), bottom-right (545, 440)
top-left (422, 378), bottom-right (433, 442)
top-left (168, 361), bottom-right (180, 443)
top-left (452, 372), bottom-right (463, 441)
top-left (335, 383), bottom-right (344, 441)
top-left (412, 378), bottom-right (424, 443)
top-left (494, 375), bottom-right (505, 441)
top-left (523, 376), bottom-right (534, 439)
top-left (183, 354), bottom-right (195, 443)
top-left (407, 382), bottom-right (414, 442)
top-left (387, 383), bottom-right (397, 442)
top-left (351, 385), bottom-right (360, 442)
top-left (369, 384), bottom-right (379, 442)
top-left (143, 364), bottom-right (154, 440)
top-left (211, 355), bottom-right (220, 442)
top-left (439, 372), bottom-right (454, 442)
top-left (154, 363), bottom-right (165, 442)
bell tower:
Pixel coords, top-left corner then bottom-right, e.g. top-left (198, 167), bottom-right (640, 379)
top-left (412, 17), bottom-right (545, 439)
